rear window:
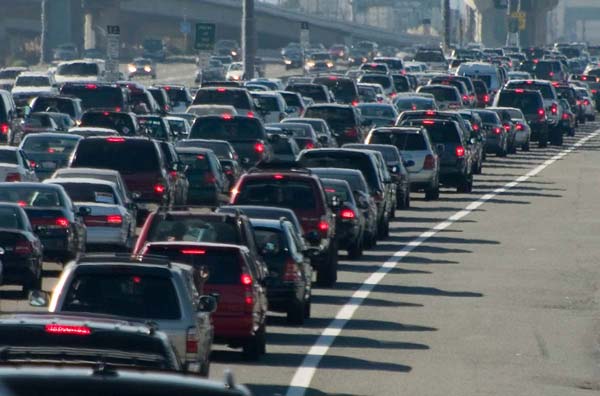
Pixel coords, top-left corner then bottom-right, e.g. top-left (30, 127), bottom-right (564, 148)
top-left (310, 170), bottom-right (368, 192)
top-left (421, 123), bottom-right (461, 144)
top-left (472, 80), bottom-right (488, 94)
top-left (0, 150), bottom-right (17, 164)
top-left (392, 76), bottom-right (410, 92)
top-left (299, 153), bottom-right (378, 189)
top-left (321, 181), bottom-right (351, 202)
top-left (535, 61), bottom-right (559, 73)
top-left (16, 76), bottom-right (49, 86)
top-left (71, 140), bottom-right (160, 174)
top-left (312, 77), bottom-right (358, 101)
top-left (0, 207), bottom-right (21, 229)
top-left (193, 89), bottom-right (251, 109)
top-left (360, 75), bottom-right (391, 89)
top-left (414, 51), bottom-right (445, 62)
top-left (178, 141), bottom-right (230, 158)
top-left (58, 183), bottom-right (116, 204)
top-left (506, 82), bottom-right (554, 99)
top-left (304, 107), bottom-right (354, 126)
top-left (475, 111), bottom-right (501, 124)
top-left (177, 153), bottom-right (210, 171)
top-left (80, 113), bottom-right (134, 135)
top-left (31, 98), bottom-right (76, 117)
top-left (271, 138), bottom-right (296, 155)
top-left (287, 85), bottom-right (327, 101)
top-left (419, 86), bottom-right (458, 101)
top-left (22, 136), bottom-right (79, 154)
top-left (497, 92), bottom-right (541, 113)
top-left (237, 179), bottom-right (317, 210)
top-left (254, 96), bottom-right (281, 111)
top-left (165, 88), bottom-right (189, 103)
top-left (60, 86), bottom-right (123, 111)
top-left (0, 186), bottom-right (62, 207)
top-left (57, 63), bottom-right (99, 76)
top-left (281, 93), bottom-right (302, 107)
top-left (394, 98), bottom-right (433, 111)
top-left (254, 228), bottom-right (286, 258)
top-left (190, 118), bottom-right (264, 140)
top-left (371, 132), bottom-right (427, 150)
top-left (147, 216), bottom-right (240, 245)
top-left (138, 117), bottom-right (168, 140)
top-left (62, 273), bottom-right (181, 320)
top-left (358, 105), bottom-right (395, 118)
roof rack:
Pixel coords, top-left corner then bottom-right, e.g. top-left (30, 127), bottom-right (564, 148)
top-left (156, 205), bottom-right (217, 213)
top-left (76, 253), bottom-right (172, 267)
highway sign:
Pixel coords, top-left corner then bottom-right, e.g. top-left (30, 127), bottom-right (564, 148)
top-left (195, 23), bottom-right (216, 51)
top-left (511, 11), bottom-right (526, 31)
top-left (106, 25), bottom-right (120, 82)
top-left (180, 21), bottom-right (192, 35)
top-left (300, 21), bottom-right (309, 48)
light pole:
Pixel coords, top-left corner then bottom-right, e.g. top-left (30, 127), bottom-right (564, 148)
top-left (242, 0), bottom-right (256, 79)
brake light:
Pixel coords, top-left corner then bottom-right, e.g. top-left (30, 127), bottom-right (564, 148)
top-left (254, 142), bottom-right (265, 153)
top-left (14, 239), bottom-right (33, 255)
top-left (169, 170), bottom-right (178, 178)
top-left (462, 95), bottom-right (469, 102)
top-left (222, 113), bottom-right (233, 120)
top-left (340, 208), bottom-right (355, 219)
top-left (273, 174), bottom-right (284, 179)
top-left (344, 127), bottom-right (358, 137)
top-left (455, 146), bottom-right (465, 157)
top-left (181, 249), bottom-right (206, 255)
top-left (515, 89), bottom-right (524, 93)
top-left (549, 71), bottom-right (554, 77)
top-left (538, 108), bottom-right (545, 118)
top-left (305, 142), bottom-right (314, 149)
top-left (503, 123), bottom-right (511, 131)
top-left (282, 259), bottom-right (301, 282)
top-left (552, 82), bottom-right (559, 87)
top-left (328, 76), bottom-right (338, 80)
top-left (423, 154), bottom-right (435, 170)
top-left (103, 111), bottom-right (110, 116)
top-left (154, 183), bottom-right (165, 194)
top-left (55, 217), bottom-right (69, 228)
top-left (351, 100), bottom-right (358, 106)
top-left (526, 80), bottom-right (534, 84)
top-left (45, 324), bottom-right (91, 336)
top-left (186, 327), bottom-right (199, 354)
top-left (106, 215), bottom-right (122, 224)
top-left (584, 99), bottom-right (590, 106)
top-left (422, 119), bottom-right (435, 125)
top-left (241, 273), bottom-right (252, 286)
top-left (592, 89), bottom-right (597, 94)
top-left (85, 84), bottom-right (97, 89)
top-left (5, 173), bottom-right (20, 182)
top-left (483, 95), bottom-right (490, 103)
top-left (551, 104), bottom-right (558, 115)
top-left (164, 86), bottom-right (171, 91)
top-left (17, 200), bottom-right (26, 207)
top-left (204, 172), bottom-right (216, 184)
top-left (472, 124), bottom-right (479, 131)
top-left (115, 106), bottom-right (121, 112)
top-left (582, 76), bottom-right (588, 80)
top-left (425, 110), bottom-right (436, 116)
top-left (0, 123), bottom-right (8, 135)
top-left (106, 137), bottom-right (125, 142)
top-left (245, 296), bottom-right (253, 305)
top-left (318, 220), bottom-right (329, 232)
top-left (246, 111), bottom-right (255, 118)
top-left (216, 87), bottom-right (226, 92)
top-left (515, 123), bottom-right (524, 130)
top-left (494, 127), bottom-right (502, 134)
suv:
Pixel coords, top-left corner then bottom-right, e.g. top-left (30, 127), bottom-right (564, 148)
top-left (140, 242), bottom-right (268, 360)
top-left (80, 110), bottom-right (139, 136)
top-left (303, 104), bottom-right (366, 145)
top-left (312, 76), bottom-right (359, 105)
top-left (493, 88), bottom-right (548, 147)
top-left (60, 82), bottom-right (128, 112)
top-left (401, 119), bottom-right (473, 193)
top-left (230, 167), bottom-right (338, 286)
top-left (284, 83), bottom-right (334, 103)
top-left (192, 87), bottom-right (258, 117)
top-left (43, 254), bottom-right (215, 375)
top-left (30, 95), bottom-right (83, 122)
top-left (69, 137), bottom-right (180, 220)
top-left (175, 147), bottom-right (228, 206)
top-left (0, 313), bottom-right (181, 371)
top-left (189, 115), bottom-right (272, 168)
top-left (534, 60), bottom-right (567, 81)
top-left (0, 89), bottom-right (18, 145)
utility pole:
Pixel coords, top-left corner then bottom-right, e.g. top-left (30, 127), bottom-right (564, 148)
top-left (443, 0), bottom-right (451, 50)
top-left (40, 0), bottom-right (49, 64)
top-left (242, 0), bottom-right (256, 80)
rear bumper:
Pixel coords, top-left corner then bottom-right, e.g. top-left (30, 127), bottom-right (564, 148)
top-left (2, 257), bottom-right (39, 284)
top-left (86, 227), bottom-right (127, 246)
top-left (407, 169), bottom-right (435, 185)
top-left (439, 165), bottom-right (466, 186)
top-left (335, 222), bottom-right (361, 248)
top-left (187, 188), bottom-right (218, 205)
top-left (212, 314), bottom-right (255, 342)
top-left (267, 286), bottom-right (302, 311)
top-left (514, 130), bottom-right (530, 144)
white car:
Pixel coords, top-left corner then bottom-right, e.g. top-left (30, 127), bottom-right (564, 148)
top-left (44, 177), bottom-right (136, 250)
top-left (250, 91), bottom-right (288, 123)
top-left (0, 67), bottom-right (28, 90)
top-left (54, 59), bottom-right (105, 84)
top-left (186, 104), bottom-right (238, 117)
top-left (11, 72), bottom-right (57, 96)
top-left (164, 116), bottom-right (191, 140)
top-left (226, 62), bottom-right (245, 81)
top-left (0, 146), bottom-right (38, 182)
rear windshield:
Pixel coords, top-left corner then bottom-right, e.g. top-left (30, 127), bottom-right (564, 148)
top-left (22, 136), bottom-right (79, 154)
top-left (254, 228), bottom-right (287, 259)
top-left (138, 117), bottom-right (168, 140)
top-left (303, 107), bottom-right (354, 126)
top-left (392, 76), bottom-right (410, 92)
top-left (57, 63), bottom-right (99, 76)
top-left (0, 186), bottom-right (62, 207)
top-left (177, 153), bottom-right (210, 171)
top-left (60, 86), bottom-right (123, 110)
top-left (237, 179), bottom-right (317, 210)
top-left (287, 85), bottom-right (327, 101)
top-left (321, 181), bottom-right (351, 202)
top-left (0, 150), bottom-right (17, 164)
top-left (62, 273), bottom-right (181, 320)
top-left (472, 80), bottom-right (488, 94)
top-left (80, 113), bottom-right (134, 135)
top-left (271, 138), bottom-right (296, 155)
top-left (394, 98), bottom-right (433, 111)
top-left (419, 86), bottom-right (458, 101)
top-left (165, 88), bottom-right (189, 103)
top-left (299, 153), bottom-right (378, 189)
top-left (0, 207), bottom-right (22, 229)
top-left (312, 78), bottom-right (358, 101)
top-left (414, 51), bottom-right (445, 62)
top-left (16, 76), bottom-right (49, 86)
top-left (193, 90), bottom-right (251, 109)
top-left (371, 132), bottom-right (427, 150)
top-left (71, 140), bottom-right (160, 174)
top-left (147, 217), bottom-right (240, 244)
top-left (58, 183), bottom-right (116, 204)
top-left (31, 98), bottom-right (76, 117)
top-left (0, 70), bottom-right (22, 79)
top-left (422, 123), bottom-right (461, 144)
top-left (535, 62), bottom-right (559, 73)
top-left (190, 118), bottom-right (264, 140)
top-left (281, 93), bottom-right (302, 107)
top-left (506, 82), bottom-right (554, 99)
top-left (310, 169), bottom-right (368, 192)
top-left (360, 75), bottom-right (391, 89)
top-left (144, 246), bottom-right (242, 285)
top-left (254, 96), bottom-right (281, 111)
top-left (178, 141), bottom-right (229, 158)
top-left (497, 92), bottom-right (541, 113)
top-left (358, 105), bottom-right (395, 118)
top-left (475, 111), bottom-right (501, 124)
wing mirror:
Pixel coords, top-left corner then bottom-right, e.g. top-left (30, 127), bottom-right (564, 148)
top-left (29, 290), bottom-right (49, 307)
top-left (78, 206), bottom-right (92, 216)
top-left (305, 230), bottom-right (321, 244)
top-left (318, 135), bottom-right (329, 144)
top-left (403, 160), bottom-right (415, 168)
top-left (329, 194), bottom-right (341, 208)
top-left (132, 191), bottom-right (142, 200)
top-left (197, 295), bottom-right (217, 313)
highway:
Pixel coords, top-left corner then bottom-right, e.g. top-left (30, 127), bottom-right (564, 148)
top-left (4, 63), bottom-right (600, 396)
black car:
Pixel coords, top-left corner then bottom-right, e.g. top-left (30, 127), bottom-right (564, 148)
top-left (312, 76), bottom-right (360, 105)
top-left (137, 115), bottom-right (174, 142)
top-left (0, 203), bottom-right (43, 293)
top-left (0, 183), bottom-right (87, 263)
top-left (20, 132), bottom-right (83, 181)
top-left (30, 95), bottom-right (83, 122)
top-left (0, 313), bottom-right (181, 371)
top-left (80, 110), bottom-right (140, 136)
top-left (320, 178), bottom-right (365, 259)
top-left (175, 139), bottom-right (242, 187)
top-left (60, 82), bottom-right (128, 112)
top-left (251, 218), bottom-right (312, 323)
top-left (175, 147), bottom-right (228, 206)
top-left (303, 104), bottom-right (367, 145)
top-left (284, 83), bottom-right (334, 103)
top-left (218, 205), bottom-right (305, 238)
top-left (457, 110), bottom-right (485, 173)
top-left (493, 89), bottom-right (548, 148)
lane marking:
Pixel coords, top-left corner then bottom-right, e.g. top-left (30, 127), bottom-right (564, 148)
top-left (285, 130), bottom-right (600, 396)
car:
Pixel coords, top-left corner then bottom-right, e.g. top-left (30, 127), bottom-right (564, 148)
top-left (535, 60), bottom-right (567, 81)
top-left (217, 205), bottom-right (305, 238)
top-left (45, 178), bottom-right (136, 250)
top-left (0, 146), bottom-right (37, 182)
top-left (574, 87), bottom-right (596, 121)
top-left (284, 83), bottom-right (334, 103)
top-left (250, 218), bottom-right (313, 322)
top-left (80, 110), bottom-right (139, 136)
top-left (137, 115), bottom-right (174, 142)
top-left (282, 117), bottom-right (337, 147)
top-left (297, 148), bottom-right (392, 239)
top-left (0, 67), bottom-right (27, 91)
top-left (127, 57), bottom-right (157, 79)
top-left (278, 91), bottom-right (306, 117)
top-left (359, 62), bottom-right (390, 75)
top-left (0, 313), bottom-right (181, 371)
top-left (54, 59), bottom-right (105, 83)
top-left (165, 116), bottom-right (191, 140)
top-left (471, 79), bottom-right (491, 107)
top-left (356, 103), bottom-right (398, 127)
top-left (393, 93), bottom-right (438, 112)
top-left (488, 106), bottom-right (531, 152)
top-left (359, 74), bottom-right (396, 98)
top-left (400, 119), bottom-right (473, 193)
top-left (37, 111), bottom-right (76, 132)
top-left (45, 254), bottom-right (216, 375)
top-left (20, 112), bottom-right (60, 137)
top-left (189, 115), bottom-right (272, 168)
top-left (215, 39), bottom-right (241, 60)
top-left (396, 110), bottom-right (471, 141)
top-left (225, 62), bottom-right (245, 81)
top-left (493, 88), bottom-right (548, 148)
top-left (60, 82), bottom-right (128, 112)
top-left (175, 147), bottom-right (229, 206)
top-left (140, 242), bottom-right (267, 360)
top-left (230, 167), bottom-right (338, 286)
top-left (175, 139), bottom-right (242, 187)
top-left (329, 44), bottom-right (349, 60)
top-left (391, 74), bottom-right (412, 93)
top-left (364, 127), bottom-right (440, 200)
top-left (251, 91), bottom-right (288, 123)
top-left (304, 52), bottom-right (335, 73)
top-left (0, 182), bottom-right (88, 263)
top-left (0, 89), bottom-right (19, 145)
top-left (30, 95), bottom-right (83, 122)
top-left (486, 107), bottom-right (517, 154)
top-left (414, 47), bottom-right (448, 70)
top-left (457, 110), bottom-right (486, 172)
top-left (155, 84), bottom-right (193, 113)
top-left (267, 132), bottom-right (301, 162)
top-left (192, 87), bottom-right (258, 117)
top-left (267, 122), bottom-right (321, 150)
top-left (69, 136), bottom-right (181, 220)
top-left (559, 98), bottom-right (576, 137)
top-left (472, 109), bottom-right (508, 155)
top-left (11, 72), bottom-right (56, 96)
top-left (430, 75), bottom-right (477, 107)
top-left (417, 84), bottom-right (462, 110)
top-left (19, 133), bottom-right (82, 180)
top-left (0, 203), bottom-right (43, 293)
top-left (312, 75), bottom-right (360, 105)
top-left (196, 59), bottom-right (227, 84)
top-left (303, 104), bottom-right (367, 145)
top-left (455, 62), bottom-right (502, 93)
top-left (0, 365), bottom-right (252, 396)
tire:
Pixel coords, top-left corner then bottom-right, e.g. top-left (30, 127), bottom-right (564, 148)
top-left (457, 175), bottom-right (473, 193)
top-left (510, 142), bottom-right (517, 154)
top-left (497, 146), bottom-right (507, 157)
top-left (404, 191), bottom-right (410, 208)
top-left (316, 243), bottom-right (337, 286)
top-left (304, 297), bottom-right (311, 319)
top-left (287, 297), bottom-right (306, 325)
top-left (199, 359), bottom-right (210, 377)
top-left (568, 128), bottom-right (575, 137)
top-left (347, 236), bottom-right (363, 260)
top-left (364, 230), bottom-right (377, 249)
top-left (551, 130), bottom-right (563, 146)
top-left (522, 141), bottom-right (530, 151)
top-left (242, 325), bottom-right (266, 361)
top-left (591, 114), bottom-right (596, 121)
top-left (425, 184), bottom-right (440, 201)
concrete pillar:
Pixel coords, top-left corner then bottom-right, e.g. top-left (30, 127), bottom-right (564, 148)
top-left (84, 12), bottom-right (95, 50)
top-left (479, 7), bottom-right (506, 47)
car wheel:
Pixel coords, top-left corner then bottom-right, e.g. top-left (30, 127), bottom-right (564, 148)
top-left (316, 242), bottom-right (338, 287)
top-left (287, 297), bottom-right (306, 325)
top-left (552, 130), bottom-right (563, 146)
top-left (425, 183), bottom-right (440, 201)
top-left (404, 190), bottom-right (410, 209)
top-left (242, 325), bottom-right (266, 361)
top-left (347, 236), bottom-right (363, 260)
top-left (304, 297), bottom-right (311, 319)
top-left (199, 358), bottom-right (210, 377)
top-left (457, 175), bottom-right (473, 193)
top-left (522, 141), bottom-right (530, 151)
top-left (364, 230), bottom-right (376, 249)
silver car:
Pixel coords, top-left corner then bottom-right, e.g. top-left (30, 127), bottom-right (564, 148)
top-left (365, 126), bottom-right (440, 200)
top-left (492, 107), bottom-right (531, 151)
top-left (44, 178), bottom-right (136, 250)
top-left (38, 255), bottom-right (216, 376)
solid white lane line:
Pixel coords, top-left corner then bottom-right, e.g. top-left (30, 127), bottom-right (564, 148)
top-left (285, 130), bottom-right (600, 396)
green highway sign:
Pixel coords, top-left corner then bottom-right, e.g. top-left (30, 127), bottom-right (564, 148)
top-left (195, 23), bottom-right (216, 51)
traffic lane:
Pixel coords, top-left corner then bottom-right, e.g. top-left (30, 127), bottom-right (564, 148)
top-left (306, 126), bottom-right (600, 396)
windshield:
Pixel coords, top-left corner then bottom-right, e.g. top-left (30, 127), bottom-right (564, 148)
top-left (419, 86), bottom-right (458, 101)
top-left (190, 118), bottom-right (263, 140)
top-left (310, 169), bottom-right (368, 192)
top-left (147, 217), bottom-right (240, 244)
top-left (177, 153), bottom-right (211, 171)
top-left (415, 51), bottom-right (445, 62)
top-left (80, 113), bottom-right (133, 135)
top-left (254, 96), bottom-right (281, 111)
top-left (61, 86), bottom-right (123, 110)
top-left (360, 75), bottom-right (391, 89)
top-left (287, 85), bottom-right (327, 101)
top-left (0, 150), bottom-right (17, 164)
top-left (358, 105), bottom-right (396, 118)
top-left (0, 186), bottom-right (62, 207)
top-left (57, 63), bottom-right (99, 76)
top-left (371, 132), bottom-right (427, 150)
top-left (58, 183), bottom-right (116, 204)
top-left (237, 179), bottom-right (317, 210)
top-left (22, 136), bottom-right (79, 154)
top-left (0, 70), bottom-right (23, 79)
top-left (497, 93), bottom-right (540, 113)
top-left (194, 90), bottom-right (251, 109)
top-left (422, 124), bottom-right (461, 144)
top-left (0, 207), bottom-right (22, 229)
top-left (16, 76), bottom-right (49, 87)
top-left (506, 82), bottom-right (554, 99)
top-left (31, 97), bottom-right (76, 117)
top-left (312, 77), bottom-right (358, 102)
top-left (304, 107), bottom-right (354, 126)
top-left (394, 98), bottom-right (434, 111)
top-left (72, 140), bottom-right (160, 173)
top-left (138, 117), bottom-right (168, 140)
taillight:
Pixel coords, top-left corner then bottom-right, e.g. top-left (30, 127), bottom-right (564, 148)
top-left (305, 142), bottom-right (314, 149)
top-left (472, 124), bottom-right (479, 131)
top-left (241, 273), bottom-right (252, 286)
top-left (154, 183), bottom-right (165, 194)
top-left (14, 239), bottom-right (33, 255)
top-left (494, 127), bottom-right (502, 134)
top-left (503, 123), bottom-right (511, 131)
top-left (462, 95), bottom-right (469, 102)
top-left (551, 104), bottom-right (558, 115)
top-left (584, 99), bottom-right (590, 106)
top-left (282, 259), bottom-right (301, 282)
top-left (185, 327), bottom-right (199, 354)
top-left (318, 220), bottom-right (329, 232)
top-left (5, 173), bottom-right (20, 182)
top-left (55, 217), bottom-right (69, 228)
top-left (538, 108), bottom-right (545, 119)
top-left (254, 142), bottom-right (265, 153)
top-left (340, 208), bottom-right (356, 219)
top-left (45, 324), bottom-right (91, 336)
top-left (204, 172), bottom-right (216, 184)
top-left (351, 100), bottom-right (358, 106)
top-left (562, 113), bottom-right (569, 120)
top-left (247, 111), bottom-right (255, 118)
top-left (0, 123), bottom-right (8, 135)
top-left (106, 215), bottom-right (122, 225)
top-left (515, 123), bottom-right (524, 131)
top-left (455, 146), bottom-right (465, 157)
top-left (344, 127), bottom-right (358, 137)
top-left (423, 154), bottom-right (435, 170)
top-left (549, 71), bottom-right (554, 77)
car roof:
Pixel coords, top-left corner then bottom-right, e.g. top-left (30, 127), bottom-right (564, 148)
top-left (248, 218), bottom-right (289, 229)
top-left (55, 167), bottom-right (120, 176)
top-left (174, 147), bottom-right (214, 155)
top-left (146, 241), bottom-right (249, 253)
top-left (308, 167), bottom-right (364, 176)
top-left (46, 177), bottom-right (117, 188)
top-left (0, 182), bottom-right (61, 190)
top-left (68, 127), bottom-right (118, 133)
top-left (22, 132), bottom-right (81, 140)
top-left (0, 146), bottom-right (19, 152)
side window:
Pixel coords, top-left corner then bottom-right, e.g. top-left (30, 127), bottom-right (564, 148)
top-left (242, 219), bottom-right (259, 256)
top-left (285, 223), bottom-right (301, 257)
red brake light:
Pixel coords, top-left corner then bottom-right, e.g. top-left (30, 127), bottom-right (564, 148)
top-left (115, 106), bottom-right (121, 112)
top-left (247, 111), bottom-right (255, 118)
top-left (340, 209), bottom-right (355, 219)
top-left (103, 111), bottom-right (110, 116)
top-left (196, 155), bottom-right (205, 160)
top-left (455, 146), bottom-right (465, 157)
top-left (0, 123), bottom-right (8, 135)
top-left (216, 87), bottom-right (226, 92)
top-left (494, 127), bottom-right (502, 134)
top-left (85, 84), bottom-right (97, 89)
top-left (592, 89), bottom-right (598, 94)
top-left (526, 80), bottom-right (534, 84)
top-left (538, 108), bottom-right (545, 117)
top-left (106, 137), bottom-right (125, 142)
top-left (324, 187), bottom-right (336, 193)
top-left (14, 239), bottom-right (33, 255)
top-left (305, 142), bottom-right (314, 149)
top-left (5, 173), bottom-right (20, 182)
top-left (425, 110), bottom-right (436, 116)
top-left (423, 154), bottom-right (435, 170)
top-left (515, 123), bottom-right (524, 131)
top-left (318, 220), bottom-right (329, 232)
top-left (351, 100), bottom-right (358, 106)
top-left (549, 71), bottom-right (554, 77)
top-left (462, 95), bottom-right (469, 102)
top-left (503, 123), bottom-right (511, 131)
top-left (154, 183), bottom-right (165, 194)
top-left (515, 89), bottom-right (524, 93)
top-left (181, 249), bottom-right (206, 255)
top-left (221, 113), bottom-right (233, 120)
top-left (273, 174), bottom-right (284, 179)
top-left (483, 95), bottom-right (490, 103)
top-left (241, 273), bottom-right (253, 286)
top-left (186, 327), bottom-right (198, 354)
top-left (584, 99), bottom-right (590, 106)
top-left (254, 142), bottom-right (265, 153)
top-left (551, 104), bottom-right (558, 114)
top-left (562, 113), bottom-right (569, 120)
top-left (422, 120), bottom-right (435, 125)
top-left (106, 215), bottom-right (122, 224)
top-left (164, 86), bottom-right (171, 91)
top-left (132, 276), bottom-right (141, 284)
top-left (283, 259), bottom-right (301, 282)
top-left (472, 124), bottom-right (479, 131)
top-left (17, 200), bottom-right (26, 207)
top-left (45, 324), bottom-right (91, 336)
top-left (55, 217), bottom-right (69, 228)
top-left (328, 76), bottom-right (337, 80)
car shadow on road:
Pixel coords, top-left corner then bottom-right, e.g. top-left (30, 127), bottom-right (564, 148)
top-left (266, 332), bottom-right (429, 351)
top-left (392, 216), bottom-right (475, 224)
top-left (246, 384), bottom-right (365, 396)
top-left (0, 290), bottom-right (23, 300)
top-left (332, 281), bottom-right (483, 298)
top-left (438, 196), bottom-right (530, 205)
top-left (337, 263), bottom-right (432, 274)
top-left (267, 316), bottom-right (437, 332)
top-left (310, 294), bottom-right (422, 308)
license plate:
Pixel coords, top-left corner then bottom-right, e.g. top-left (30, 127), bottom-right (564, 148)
top-left (41, 161), bottom-right (56, 170)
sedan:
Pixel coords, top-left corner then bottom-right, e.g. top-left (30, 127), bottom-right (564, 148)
top-left (0, 146), bottom-right (37, 182)
top-left (45, 178), bottom-right (136, 251)
top-left (19, 133), bottom-right (82, 180)
top-left (266, 122), bottom-right (321, 150)
top-left (0, 183), bottom-right (87, 264)
top-left (356, 103), bottom-right (398, 127)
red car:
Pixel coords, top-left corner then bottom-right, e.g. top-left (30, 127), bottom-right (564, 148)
top-left (140, 241), bottom-right (268, 361)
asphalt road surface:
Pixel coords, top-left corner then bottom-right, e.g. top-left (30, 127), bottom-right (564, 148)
top-left (6, 63), bottom-right (600, 395)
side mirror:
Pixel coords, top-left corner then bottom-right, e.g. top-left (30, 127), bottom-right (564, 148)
top-left (132, 192), bottom-right (142, 200)
top-left (469, 137), bottom-right (476, 145)
top-left (390, 165), bottom-right (399, 174)
top-left (404, 160), bottom-right (415, 168)
top-left (285, 107), bottom-right (295, 114)
top-left (78, 206), bottom-right (91, 216)
top-left (29, 290), bottom-right (49, 307)
top-left (197, 295), bottom-right (217, 313)
top-left (305, 230), bottom-right (321, 244)
top-left (318, 135), bottom-right (329, 144)
top-left (435, 143), bottom-right (445, 153)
